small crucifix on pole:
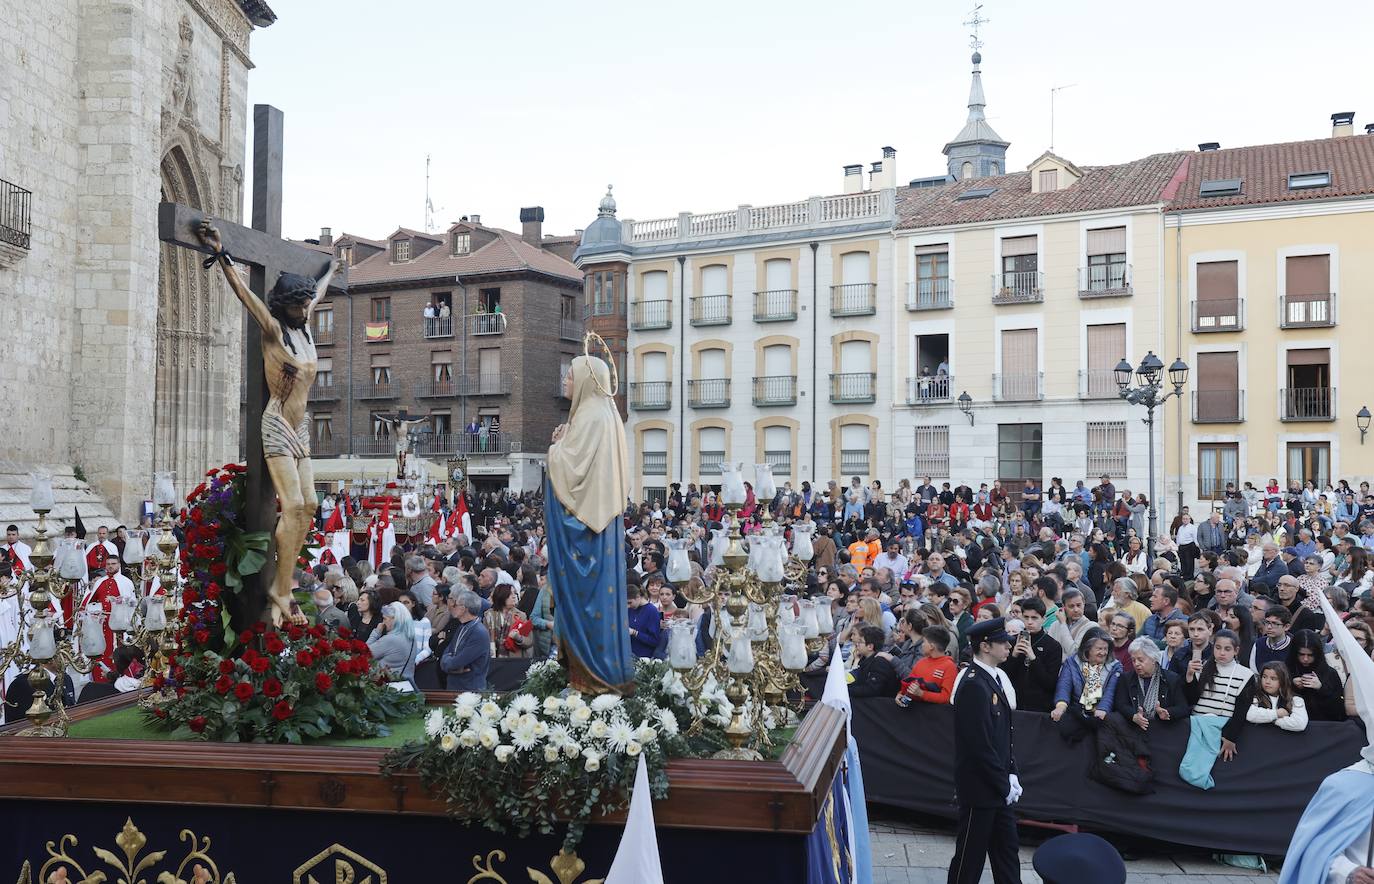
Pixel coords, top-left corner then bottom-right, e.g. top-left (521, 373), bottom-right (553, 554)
top-left (158, 104), bottom-right (347, 630)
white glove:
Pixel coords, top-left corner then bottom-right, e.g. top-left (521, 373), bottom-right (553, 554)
top-left (1006, 773), bottom-right (1023, 805)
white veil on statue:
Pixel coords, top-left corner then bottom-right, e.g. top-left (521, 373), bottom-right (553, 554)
top-left (547, 355), bottom-right (629, 533)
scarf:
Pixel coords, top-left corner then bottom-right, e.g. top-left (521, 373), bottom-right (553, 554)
top-left (1138, 671), bottom-right (1161, 716)
top-left (1080, 662), bottom-right (1106, 710)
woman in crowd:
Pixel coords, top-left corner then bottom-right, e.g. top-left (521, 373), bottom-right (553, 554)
top-left (975, 603), bottom-right (1003, 623)
top-left (1332, 619), bottom-right (1374, 719)
top-left (1174, 511), bottom-right (1200, 579)
top-left (1161, 619), bottom-right (1189, 666)
top-left (366, 601), bottom-right (417, 683)
top-left (529, 571), bottom-right (556, 660)
top-left (1179, 629), bottom-right (1253, 789)
top-left (1050, 627), bottom-right (1121, 743)
top-left (1086, 542), bottom-right (1111, 602)
top-left (881, 608), bottom-right (927, 675)
top-left (1106, 612), bottom-right (1136, 670)
top-left (1338, 547), bottom-right (1373, 596)
top-left (1289, 628), bottom-right (1345, 721)
top-left (1297, 554), bottom-right (1331, 598)
top-left (1120, 535), bottom-right (1149, 575)
top-left (1218, 604), bottom-right (1255, 663)
top-left (396, 589), bottom-right (431, 670)
top-left (918, 601), bottom-right (960, 658)
top-left (348, 588), bottom-right (382, 643)
top-left (1245, 661), bottom-right (1308, 732)
top-left (484, 584), bottom-right (533, 659)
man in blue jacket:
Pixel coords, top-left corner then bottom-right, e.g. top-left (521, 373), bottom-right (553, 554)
top-left (1249, 542), bottom-right (1289, 596)
top-left (440, 589), bottom-right (491, 691)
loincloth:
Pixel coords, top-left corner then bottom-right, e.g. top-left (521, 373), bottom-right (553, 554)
top-left (262, 401), bottom-right (310, 459)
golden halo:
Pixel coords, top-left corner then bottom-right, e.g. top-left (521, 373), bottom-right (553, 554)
top-left (582, 331), bottom-right (619, 398)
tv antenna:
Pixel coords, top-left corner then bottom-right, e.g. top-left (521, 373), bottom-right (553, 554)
top-left (1050, 83), bottom-right (1077, 151)
top-left (424, 154), bottom-right (436, 233)
top-left (964, 4), bottom-right (989, 52)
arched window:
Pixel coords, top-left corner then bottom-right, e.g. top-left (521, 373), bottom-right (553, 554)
top-left (961, 161), bottom-right (974, 179)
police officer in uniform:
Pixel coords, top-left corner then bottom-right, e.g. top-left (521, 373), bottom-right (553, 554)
top-left (948, 617), bottom-right (1022, 884)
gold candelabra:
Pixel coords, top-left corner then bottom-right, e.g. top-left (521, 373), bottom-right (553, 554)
top-left (130, 503), bottom-right (182, 688)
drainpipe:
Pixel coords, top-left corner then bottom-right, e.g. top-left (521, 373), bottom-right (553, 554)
top-left (1173, 214), bottom-right (1184, 520)
top-left (810, 241), bottom-right (819, 482)
top-left (457, 277), bottom-right (467, 438)
top-left (678, 255), bottom-right (686, 487)
top-left (346, 290), bottom-right (354, 455)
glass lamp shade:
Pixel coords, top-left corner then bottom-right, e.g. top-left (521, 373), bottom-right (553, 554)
top-left (29, 616), bottom-right (57, 661)
top-left (780, 625), bottom-right (808, 671)
top-left (1113, 358), bottom-right (1134, 389)
top-left (153, 471), bottom-right (177, 507)
top-left (57, 539), bottom-right (87, 580)
top-left (1137, 351), bottom-right (1164, 385)
top-left (790, 522), bottom-right (815, 561)
top-left (814, 600), bottom-right (835, 635)
top-left (726, 631), bottom-right (755, 674)
top-left (778, 596), bottom-right (797, 625)
top-left (719, 463), bottom-right (747, 506)
top-left (753, 535), bottom-right (786, 583)
top-left (798, 599), bottom-right (821, 639)
top-left (753, 464), bottom-right (777, 502)
top-left (666, 619), bottom-right (697, 670)
top-left (957, 391), bottom-right (973, 414)
top-left (665, 539), bottom-right (692, 583)
top-left (144, 599), bottom-right (167, 631)
top-left (1167, 357), bottom-right (1189, 389)
top-left (746, 603), bottom-right (767, 641)
top-left (30, 471), bottom-right (55, 511)
top-left (79, 608), bottom-right (107, 658)
top-left (108, 598), bottom-right (136, 632)
top-left (708, 527), bottom-right (728, 568)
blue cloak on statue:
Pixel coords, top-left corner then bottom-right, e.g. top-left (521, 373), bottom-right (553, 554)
top-left (544, 476), bottom-right (634, 693)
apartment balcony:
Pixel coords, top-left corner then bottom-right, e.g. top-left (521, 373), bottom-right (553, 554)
top-left (642, 451), bottom-right (668, 477)
top-left (1079, 369), bottom-right (1120, 400)
top-left (1078, 264), bottom-right (1133, 299)
top-left (753, 375), bottom-right (797, 406)
top-left (629, 381), bottom-right (672, 410)
top-left (830, 372), bottom-right (876, 404)
top-left (906, 374), bottom-right (954, 405)
top-left (993, 372), bottom-right (1043, 402)
top-left (468, 312), bottom-right (507, 336)
top-left (418, 433), bottom-right (520, 457)
top-left (753, 289), bottom-right (797, 322)
top-left (308, 382), bottom-right (340, 402)
top-left (907, 279), bottom-right (953, 311)
top-left (351, 436), bottom-right (394, 456)
top-left (313, 325), bottom-right (335, 345)
top-left (560, 317), bottom-right (583, 341)
top-left (423, 316), bottom-right (454, 339)
top-left (0, 177), bottom-right (33, 257)
top-left (690, 294), bottom-right (732, 327)
top-left (457, 374), bottom-right (513, 396)
top-left (310, 435), bottom-right (342, 456)
top-left (630, 299), bottom-right (672, 331)
top-left (1281, 387), bottom-right (1335, 422)
top-left (584, 299), bottom-right (618, 319)
top-left (764, 450), bottom-right (791, 476)
top-left (416, 378), bottom-right (459, 399)
top-left (1192, 390), bottom-right (1245, 423)
top-left (1192, 299), bottom-right (1244, 333)
top-left (1280, 294), bottom-right (1336, 329)
top-left (698, 451), bottom-right (725, 476)
top-left (625, 190), bottom-right (893, 246)
top-left (830, 283), bottom-right (877, 317)
top-left (840, 450), bottom-right (870, 475)
top-left (687, 378), bottom-right (730, 408)
top-left (991, 271), bottom-right (1044, 304)
top-left (357, 381), bottom-right (397, 400)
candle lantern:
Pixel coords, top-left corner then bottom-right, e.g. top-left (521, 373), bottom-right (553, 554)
top-left (753, 463), bottom-right (777, 502)
top-left (726, 631), bottom-right (755, 674)
top-left (798, 599), bottom-right (821, 639)
top-left (78, 607), bottom-right (107, 658)
top-left (30, 471), bottom-right (55, 512)
top-left (109, 597), bottom-right (136, 632)
top-left (153, 471), bottom-right (177, 508)
top-left (665, 538), bottom-right (692, 583)
top-left (666, 619), bottom-right (697, 671)
top-left (719, 463), bottom-right (747, 507)
top-left (814, 600), bottom-right (835, 635)
top-left (29, 616), bottom-right (57, 661)
top-left (791, 521), bottom-right (815, 561)
top-left (779, 624), bottom-right (808, 671)
top-left (144, 599), bottom-right (167, 631)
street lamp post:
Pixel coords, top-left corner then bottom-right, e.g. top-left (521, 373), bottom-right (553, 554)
top-left (1115, 352), bottom-right (1189, 562)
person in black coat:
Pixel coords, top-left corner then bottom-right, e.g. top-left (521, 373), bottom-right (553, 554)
top-left (2, 663), bottom-right (76, 725)
top-left (1001, 597), bottom-right (1062, 713)
top-left (1114, 637), bottom-right (1189, 730)
top-left (847, 625), bottom-right (899, 699)
top-left (948, 617), bottom-right (1020, 884)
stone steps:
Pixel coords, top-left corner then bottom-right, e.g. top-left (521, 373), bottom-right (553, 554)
top-left (0, 460), bottom-right (118, 537)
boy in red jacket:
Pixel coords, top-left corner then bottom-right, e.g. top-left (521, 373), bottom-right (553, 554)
top-left (899, 625), bottom-right (958, 704)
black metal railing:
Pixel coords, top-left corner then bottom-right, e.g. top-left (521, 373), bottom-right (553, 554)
top-left (698, 451), bottom-right (725, 476)
top-left (630, 300), bottom-right (672, 330)
top-left (417, 379), bottom-right (459, 398)
top-left (906, 374), bottom-right (953, 404)
top-left (753, 375), bottom-right (797, 406)
top-left (830, 372), bottom-right (876, 404)
top-left (1281, 387), bottom-right (1335, 421)
top-left (687, 378), bottom-right (730, 408)
top-left (560, 318), bottom-right (582, 341)
top-left (358, 381), bottom-right (397, 399)
top-left (418, 434), bottom-right (520, 456)
top-left (830, 283), bottom-right (877, 317)
top-left (0, 178), bottom-right (32, 250)
top-left (753, 289), bottom-right (797, 321)
top-left (311, 435), bottom-right (341, 456)
top-left (308, 382), bottom-right (339, 402)
top-left (642, 451), bottom-right (668, 476)
top-left (689, 294), bottom-right (731, 326)
top-left (839, 450), bottom-right (870, 475)
top-left (765, 451), bottom-right (792, 475)
top-left (907, 279), bottom-right (953, 310)
top-left (629, 381), bottom-right (672, 410)
top-left (1078, 263), bottom-right (1132, 298)
top-left (457, 375), bottom-right (513, 396)
top-left (992, 271), bottom-right (1044, 304)
top-left (1192, 390), bottom-right (1245, 423)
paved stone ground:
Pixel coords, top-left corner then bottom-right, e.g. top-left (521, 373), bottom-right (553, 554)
top-left (868, 808), bottom-right (1280, 883)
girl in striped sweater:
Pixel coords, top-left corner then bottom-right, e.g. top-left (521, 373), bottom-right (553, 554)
top-left (1179, 629), bottom-right (1255, 789)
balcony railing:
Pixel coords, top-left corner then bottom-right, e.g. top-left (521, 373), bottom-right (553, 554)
top-left (1192, 299), bottom-right (1244, 332)
top-left (1078, 263), bottom-right (1132, 298)
top-left (699, 451), bottom-right (725, 476)
top-left (906, 374), bottom-right (953, 404)
top-left (629, 381), bottom-right (672, 410)
top-left (352, 436), bottom-right (394, 456)
top-left (358, 381), bottom-right (397, 399)
top-left (584, 300), bottom-right (618, 318)
top-left (625, 190), bottom-right (892, 245)
top-left (1280, 294), bottom-right (1335, 328)
top-left (830, 372), bottom-right (876, 404)
top-left (1079, 369), bottom-right (1120, 400)
top-left (423, 316), bottom-right (454, 338)
top-left (753, 375), bottom-right (797, 406)
top-left (642, 451), bottom-right (668, 476)
top-left (690, 294), bottom-right (732, 326)
top-left (468, 312), bottom-right (506, 336)
top-left (753, 289), bottom-right (797, 322)
top-left (1192, 390), bottom-right (1245, 423)
top-left (560, 317), bottom-right (582, 341)
top-left (458, 374), bottom-right (513, 396)
top-left (416, 378), bottom-right (458, 398)
top-left (992, 271), bottom-right (1044, 304)
top-left (907, 279), bottom-right (953, 311)
top-left (308, 383), bottom-right (339, 402)
top-left (313, 325), bottom-right (335, 345)
top-left (993, 372), bottom-right (1043, 402)
top-left (830, 283), bottom-right (877, 317)
top-left (840, 450), bottom-right (870, 475)
top-left (418, 433), bottom-right (520, 456)
top-left (765, 450), bottom-right (792, 476)
top-left (687, 378), bottom-right (730, 408)
top-left (630, 300), bottom-right (672, 331)
top-left (311, 435), bottom-right (342, 456)
top-left (0, 178), bottom-right (33, 251)
top-left (1281, 387), bottom-right (1335, 421)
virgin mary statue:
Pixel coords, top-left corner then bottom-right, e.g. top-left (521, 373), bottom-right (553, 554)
top-left (545, 354), bottom-right (634, 695)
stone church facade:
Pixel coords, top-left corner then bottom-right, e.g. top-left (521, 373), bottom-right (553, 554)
top-left (0, 0), bottom-right (273, 524)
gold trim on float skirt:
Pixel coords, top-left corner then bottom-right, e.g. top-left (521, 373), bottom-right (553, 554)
top-left (14, 817), bottom-right (235, 884)
top-left (466, 849), bottom-right (604, 884)
top-left (292, 844), bottom-right (386, 884)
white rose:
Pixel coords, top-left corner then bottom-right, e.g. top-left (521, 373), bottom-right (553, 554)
top-left (583, 751), bottom-right (602, 772)
top-left (542, 696), bottom-right (563, 716)
top-left (479, 701), bottom-right (502, 721)
top-left (636, 724), bottom-right (658, 744)
top-left (544, 746), bottom-right (561, 763)
top-left (626, 740), bottom-right (642, 757)
top-left (571, 706), bottom-right (592, 725)
top-left (439, 733), bottom-right (458, 753)
top-left (563, 742), bottom-right (581, 759)
top-left (479, 727), bottom-right (499, 749)
top-left (459, 728), bottom-right (479, 748)
top-left (494, 745), bottom-right (515, 763)
top-left (589, 719), bottom-right (609, 739)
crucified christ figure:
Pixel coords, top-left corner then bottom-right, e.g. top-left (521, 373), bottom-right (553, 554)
top-left (199, 221), bottom-right (340, 624)
top-left (376, 412), bottom-right (433, 480)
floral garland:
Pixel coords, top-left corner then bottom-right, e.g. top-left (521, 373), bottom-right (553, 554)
top-left (382, 659), bottom-right (738, 848)
top-left (144, 621), bottom-right (423, 743)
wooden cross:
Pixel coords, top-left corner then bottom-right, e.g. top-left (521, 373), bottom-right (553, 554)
top-left (157, 104), bottom-right (347, 630)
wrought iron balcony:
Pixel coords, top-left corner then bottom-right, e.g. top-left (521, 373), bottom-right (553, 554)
top-left (642, 451), bottom-right (668, 477)
top-left (458, 374), bottom-right (513, 396)
top-left (629, 381), bottom-right (672, 410)
top-left (698, 451), bottom-right (725, 476)
top-left (992, 271), bottom-right (1044, 304)
top-left (907, 279), bottom-right (953, 311)
top-left (468, 312), bottom-right (507, 336)
top-left (560, 318), bottom-right (582, 341)
top-left (1192, 390), bottom-right (1245, 423)
top-left (1280, 294), bottom-right (1335, 329)
top-left (764, 450), bottom-right (791, 476)
top-left (1078, 264), bottom-right (1133, 298)
top-left (584, 299), bottom-right (618, 318)
top-left (993, 372), bottom-right (1043, 402)
top-left (418, 433), bottom-right (520, 456)
top-left (1192, 299), bottom-right (1244, 333)
top-left (630, 300), bottom-right (672, 331)
top-left (423, 316), bottom-right (454, 339)
top-left (417, 379), bottom-right (459, 398)
top-left (351, 436), bottom-right (394, 456)
top-left (687, 378), bottom-right (730, 408)
top-left (308, 382), bottom-right (340, 402)
top-left (358, 381), bottom-right (397, 399)
top-left (310, 435), bottom-right (342, 456)
top-left (839, 449), bottom-right (870, 475)
top-left (312, 324), bottom-right (335, 345)
top-left (753, 375), bottom-right (797, 406)
top-left (830, 283), bottom-right (877, 317)
top-left (830, 372), bottom-right (876, 404)
top-left (689, 294), bottom-right (731, 326)
top-left (0, 178), bottom-right (32, 252)
top-left (753, 289), bottom-right (797, 322)
top-left (1281, 387), bottom-right (1335, 422)
top-left (906, 374), bottom-right (953, 404)
top-left (1079, 369), bottom-right (1120, 400)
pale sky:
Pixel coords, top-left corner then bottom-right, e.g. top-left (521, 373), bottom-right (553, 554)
top-left (247, 0), bottom-right (1374, 242)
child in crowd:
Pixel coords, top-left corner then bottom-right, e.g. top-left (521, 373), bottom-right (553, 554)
top-left (1179, 629), bottom-right (1254, 789)
top-left (1245, 662), bottom-right (1308, 732)
top-left (897, 626), bottom-right (957, 705)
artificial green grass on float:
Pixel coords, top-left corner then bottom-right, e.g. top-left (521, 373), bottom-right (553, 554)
top-left (65, 704), bottom-right (428, 748)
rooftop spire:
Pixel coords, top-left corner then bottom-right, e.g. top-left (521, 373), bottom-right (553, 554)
top-left (944, 5), bottom-right (1009, 180)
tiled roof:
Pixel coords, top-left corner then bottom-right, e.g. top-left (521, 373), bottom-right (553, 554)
top-left (343, 226), bottom-right (582, 288)
top-left (896, 152), bottom-right (1189, 229)
top-left (1166, 135), bottom-right (1374, 210)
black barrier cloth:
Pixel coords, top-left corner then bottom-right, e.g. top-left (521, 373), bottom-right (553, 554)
top-left (850, 698), bottom-right (1366, 855)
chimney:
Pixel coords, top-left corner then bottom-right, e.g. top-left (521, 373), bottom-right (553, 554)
top-left (519, 206), bottom-right (545, 247)
top-left (1198, 142), bottom-right (1220, 152)
top-left (1332, 111), bottom-right (1355, 138)
top-left (843, 164), bottom-right (863, 194)
top-left (869, 147), bottom-right (898, 189)
top-left (470, 213), bottom-right (481, 225)
top-left (1366, 123), bottom-right (1374, 135)
top-left (318, 227), bottom-right (333, 247)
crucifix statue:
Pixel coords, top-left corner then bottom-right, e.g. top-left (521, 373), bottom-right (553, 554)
top-left (158, 105), bottom-right (347, 628)
top-left (376, 409), bottom-right (434, 480)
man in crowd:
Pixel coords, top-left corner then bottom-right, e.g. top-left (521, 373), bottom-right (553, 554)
top-left (1142, 583), bottom-right (1186, 643)
top-left (85, 525), bottom-right (118, 577)
top-left (1250, 542), bottom-right (1288, 595)
top-left (1002, 597), bottom-right (1061, 712)
top-left (440, 589), bottom-right (490, 690)
top-left (626, 585), bottom-right (661, 658)
top-left (3, 525), bottom-right (32, 572)
top-left (847, 625), bottom-right (900, 698)
top-left (313, 586), bottom-right (351, 631)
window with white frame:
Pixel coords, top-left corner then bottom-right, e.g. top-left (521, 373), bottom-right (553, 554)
top-left (839, 424), bottom-right (870, 476)
top-left (914, 426), bottom-right (950, 478)
top-left (392, 239), bottom-right (411, 262)
top-left (763, 425), bottom-right (791, 475)
top-left (642, 428), bottom-right (668, 476)
top-left (1198, 443), bottom-right (1238, 500)
top-left (1086, 421), bottom-right (1127, 479)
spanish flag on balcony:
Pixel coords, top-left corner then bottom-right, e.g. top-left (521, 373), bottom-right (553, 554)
top-left (364, 321), bottom-right (390, 342)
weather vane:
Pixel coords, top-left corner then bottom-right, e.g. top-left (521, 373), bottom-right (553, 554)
top-left (964, 3), bottom-right (989, 52)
